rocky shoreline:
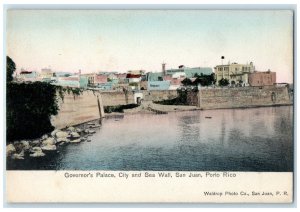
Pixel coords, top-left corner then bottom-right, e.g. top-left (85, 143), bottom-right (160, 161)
top-left (6, 121), bottom-right (101, 160)
top-left (6, 104), bottom-right (199, 160)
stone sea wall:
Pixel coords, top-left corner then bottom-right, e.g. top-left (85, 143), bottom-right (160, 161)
top-left (142, 90), bottom-right (178, 102)
top-left (51, 86), bottom-right (292, 129)
top-left (187, 85), bottom-right (292, 109)
top-left (51, 90), bottom-right (135, 129)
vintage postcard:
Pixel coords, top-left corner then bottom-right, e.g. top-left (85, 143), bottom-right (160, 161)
top-left (5, 8), bottom-right (294, 203)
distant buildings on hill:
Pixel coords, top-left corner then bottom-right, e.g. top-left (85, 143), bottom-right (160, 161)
top-left (14, 61), bottom-right (278, 91)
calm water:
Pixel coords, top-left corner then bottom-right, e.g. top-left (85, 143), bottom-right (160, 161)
top-left (7, 106), bottom-right (293, 171)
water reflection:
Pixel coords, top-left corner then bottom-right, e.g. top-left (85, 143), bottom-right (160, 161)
top-left (7, 106), bottom-right (293, 171)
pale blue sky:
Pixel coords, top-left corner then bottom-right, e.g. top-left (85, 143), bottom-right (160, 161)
top-left (7, 10), bottom-right (293, 82)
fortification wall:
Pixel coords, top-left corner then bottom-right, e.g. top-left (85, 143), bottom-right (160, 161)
top-left (142, 90), bottom-right (178, 101)
top-left (51, 90), bottom-right (135, 129)
top-left (187, 85), bottom-right (292, 109)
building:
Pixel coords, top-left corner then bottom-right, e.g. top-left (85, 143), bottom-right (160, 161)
top-left (52, 76), bottom-right (80, 88)
top-left (81, 73), bottom-right (108, 86)
top-left (40, 68), bottom-right (54, 82)
top-left (248, 70), bottom-right (276, 86)
top-left (147, 81), bottom-right (171, 91)
top-left (146, 72), bottom-right (164, 81)
top-left (214, 62), bottom-right (255, 86)
top-left (166, 66), bottom-right (213, 78)
top-left (97, 82), bottom-right (114, 90)
top-left (18, 70), bottom-right (39, 82)
top-left (163, 74), bottom-right (186, 90)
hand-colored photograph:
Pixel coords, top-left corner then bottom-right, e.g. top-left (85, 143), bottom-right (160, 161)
top-left (6, 10), bottom-right (293, 172)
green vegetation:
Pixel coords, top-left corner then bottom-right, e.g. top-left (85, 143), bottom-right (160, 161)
top-left (56, 86), bottom-right (84, 101)
top-left (6, 56), bottom-right (16, 82)
top-left (194, 73), bottom-right (216, 86)
top-left (104, 104), bottom-right (138, 113)
top-left (218, 78), bottom-right (230, 87)
top-left (7, 81), bottom-right (59, 142)
top-left (181, 73), bottom-right (216, 87)
top-left (6, 56), bottom-right (85, 142)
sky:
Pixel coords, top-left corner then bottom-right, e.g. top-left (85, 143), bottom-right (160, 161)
top-left (6, 10), bottom-right (293, 83)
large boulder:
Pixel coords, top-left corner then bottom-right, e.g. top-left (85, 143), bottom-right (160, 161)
top-left (6, 144), bottom-right (16, 157)
top-left (51, 129), bottom-right (59, 137)
top-left (11, 153), bottom-right (24, 160)
top-left (41, 134), bottom-right (48, 140)
top-left (55, 131), bottom-right (69, 139)
top-left (42, 137), bottom-right (55, 146)
top-left (20, 140), bottom-right (31, 151)
top-left (88, 130), bottom-right (96, 134)
top-left (71, 132), bottom-right (80, 138)
top-left (67, 126), bottom-right (76, 132)
top-left (31, 147), bottom-right (43, 153)
top-left (41, 144), bottom-right (57, 151)
top-left (69, 139), bottom-right (81, 143)
top-left (56, 137), bottom-right (70, 143)
top-left (30, 151), bottom-right (45, 157)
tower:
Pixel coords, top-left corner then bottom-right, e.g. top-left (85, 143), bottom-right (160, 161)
top-left (162, 62), bottom-right (166, 76)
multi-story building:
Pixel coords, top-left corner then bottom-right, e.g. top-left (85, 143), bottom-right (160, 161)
top-left (166, 66), bottom-right (213, 78)
top-left (248, 70), bottom-right (276, 86)
top-left (40, 68), bottom-right (54, 82)
top-left (214, 62), bottom-right (255, 86)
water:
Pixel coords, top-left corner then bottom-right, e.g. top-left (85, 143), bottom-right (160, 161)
top-left (7, 106), bottom-right (293, 171)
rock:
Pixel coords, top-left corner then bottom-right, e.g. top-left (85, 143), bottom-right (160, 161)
top-left (30, 151), bottom-right (45, 157)
top-left (56, 138), bottom-right (70, 143)
top-left (31, 147), bottom-right (43, 153)
top-left (88, 130), bottom-right (96, 134)
top-left (87, 140), bottom-right (91, 142)
top-left (20, 140), bottom-right (30, 151)
top-left (69, 139), bottom-right (81, 143)
top-left (51, 129), bottom-right (59, 137)
top-left (11, 153), bottom-right (24, 160)
top-left (59, 142), bottom-right (65, 146)
top-left (71, 132), bottom-right (80, 138)
top-left (6, 144), bottom-right (16, 157)
top-left (87, 122), bottom-right (95, 125)
top-left (41, 145), bottom-right (57, 151)
top-left (67, 126), bottom-right (76, 132)
top-left (90, 124), bottom-right (101, 128)
top-left (84, 129), bottom-right (89, 133)
top-left (80, 137), bottom-right (86, 142)
top-left (55, 131), bottom-right (69, 139)
top-left (42, 137), bottom-right (55, 146)
top-left (41, 134), bottom-right (48, 140)
top-left (30, 140), bottom-right (40, 147)
top-left (76, 128), bottom-right (82, 133)
top-left (13, 142), bottom-right (24, 153)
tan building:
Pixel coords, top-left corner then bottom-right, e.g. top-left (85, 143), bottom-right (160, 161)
top-left (215, 62), bottom-right (255, 86)
top-left (40, 68), bottom-right (53, 80)
top-left (248, 70), bottom-right (276, 86)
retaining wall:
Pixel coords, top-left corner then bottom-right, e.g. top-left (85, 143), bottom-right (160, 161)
top-left (51, 90), bottom-right (135, 129)
top-left (187, 85), bottom-right (292, 109)
top-left (142, 90), bottom-right (178, 102)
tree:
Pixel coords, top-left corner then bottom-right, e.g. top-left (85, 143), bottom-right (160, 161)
top-left (181, 78), bottom-right (193, 86)
top-left (193, 73), bottom-right (216, 86)
top-left (218, 78), bottom-right (229, 87)
top-left (7, 56), bottom-right (16, 82)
